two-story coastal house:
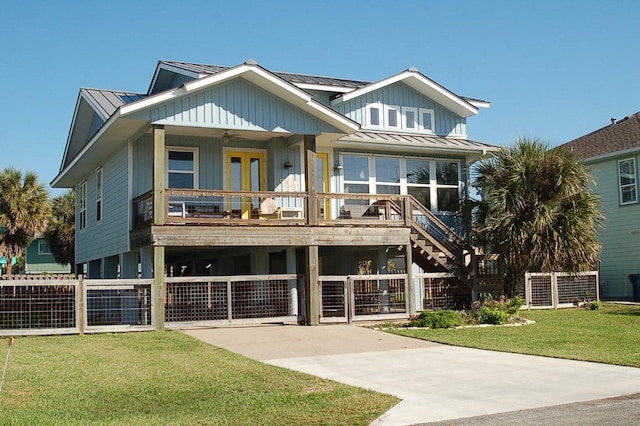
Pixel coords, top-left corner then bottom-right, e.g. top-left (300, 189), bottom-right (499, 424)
top-left (52, 60), bottom-right (499, 327)
top-left (558, 113), bottom-right (640, 301)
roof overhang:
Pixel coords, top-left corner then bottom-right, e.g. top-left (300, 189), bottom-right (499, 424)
top-left (332, 68), bottom-right (479, 118)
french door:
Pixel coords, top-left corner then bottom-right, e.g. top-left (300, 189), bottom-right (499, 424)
top-left (226, 150), bottom-right (265, 219)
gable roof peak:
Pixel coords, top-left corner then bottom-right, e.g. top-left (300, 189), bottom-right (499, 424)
top-left (245, 58), bottom-right (258, 66)
top-left (407, 66), bottom-right (419, 73)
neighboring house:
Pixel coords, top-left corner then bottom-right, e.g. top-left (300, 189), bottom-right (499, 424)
top-left (558, 112), bottom-right (640, 300)
top-left (52, 59), bottom-right (498, 325)
top-left (24, 237), bottom-right (71, 274)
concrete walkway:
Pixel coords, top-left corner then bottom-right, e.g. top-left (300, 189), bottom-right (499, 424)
top-left (182, 325), bottom-right (640, 425)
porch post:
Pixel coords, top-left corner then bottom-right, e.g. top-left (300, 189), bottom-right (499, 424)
top-left (304, 135), bottom-right (318, 226)
top-left (305, 245), bottom-right (320, 325)
top-left (286, 247), bottom-right (298, 316)
top-left (406, 244), bottom-right (416, 315)
top-left (153, 125), bottom-right (166, 225)
top-left (153, 246), bottom-right (165, 331)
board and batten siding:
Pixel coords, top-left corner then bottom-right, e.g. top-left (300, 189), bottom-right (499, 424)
top-left (333, 81), bottom-right (467, 137)
top-left (588, 155), bottom-right (640, 299)
top-left (132, 133), bottom-right (303, 195)
top-left (127, 77), bottom-right (342, 136)
top-left (76, 145), bottom-right (130, 265)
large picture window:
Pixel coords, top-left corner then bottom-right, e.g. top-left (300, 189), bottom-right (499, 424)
top-left (167, 148), bottom-right (198, 189)
top-left (618, 158), bottom-right (637, 204)
top-left (341, 154), bottom-right (461, 213)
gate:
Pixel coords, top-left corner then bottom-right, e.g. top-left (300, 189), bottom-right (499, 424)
top-left (319, 274), bottom-right (409, 323)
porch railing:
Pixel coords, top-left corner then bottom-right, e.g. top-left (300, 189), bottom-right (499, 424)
top-left (133, 190), bottom-right (409, 226)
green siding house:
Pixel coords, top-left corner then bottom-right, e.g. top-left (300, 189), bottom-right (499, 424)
top-left (24, 237), bottom-right (71, 274)
top-left (558, 112), bottom-right (640, 300)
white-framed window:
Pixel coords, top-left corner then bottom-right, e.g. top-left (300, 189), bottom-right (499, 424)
top-left (618, 158), bottom-right (638, 205)
top-left (38, 239), bottom-right (51, 255)
top-left (96, 168), bottom-right (103, 222)
top-left (366, 103), bottom-right (383, 128)
top-left (79, 180), bottom-right (87, 230)
top-left (419, 108), bottom-right (435, 132)
top-left (167, 147), bottom-right (198, 189)
top-left (402, 107), bottom-right (418, 131)
top-left (340, 153), bottom-right (461, 213)
top-left (385, 105), bottom-right (401, 130)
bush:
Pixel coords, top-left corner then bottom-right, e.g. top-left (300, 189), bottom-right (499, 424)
top-left (586, 300), bottom-right (603, 310)
top-left (467, 295), bottom-right (525, 325)
top-left (408, 309), bottom-right (464, 329)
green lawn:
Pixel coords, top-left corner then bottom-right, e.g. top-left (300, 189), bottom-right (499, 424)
top-left (390, 303), bottom-right (640, 368)
top-left (0, 332), bottom-right (397, 425)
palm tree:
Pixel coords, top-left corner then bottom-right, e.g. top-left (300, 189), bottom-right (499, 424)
top-left (44, 190), bottom-right (76, 273)
top-left (472, 138), bottom-right (603, 296)
top-left (0, 168), bottom-right (51, 278)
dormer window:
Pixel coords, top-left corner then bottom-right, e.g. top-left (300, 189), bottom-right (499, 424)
top-left (367, 103), bottom-right (383, 128)
top-left (402, 107), bottom-right (418, 130)
top-left (419, 108), bottom-right (435, 132)
top-left (385, 105), bottom-right (400, 129)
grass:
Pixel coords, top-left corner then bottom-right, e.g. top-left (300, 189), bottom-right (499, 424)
top-left (389, 303), bottom-right (640, 368)
top-left (0, 331), bottom-right (398, 425)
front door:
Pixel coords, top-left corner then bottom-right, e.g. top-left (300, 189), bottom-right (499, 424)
top-left (226, 150), bottom-right (266, 219)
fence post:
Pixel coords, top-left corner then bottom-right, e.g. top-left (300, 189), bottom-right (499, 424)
top-left (78, 276), bottom-right (85, 335)
top-left (524, 273), bottom-right (531, 310)
top-left (551, 273), bottom-right (559, 309)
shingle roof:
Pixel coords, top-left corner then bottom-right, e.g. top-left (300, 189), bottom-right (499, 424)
top-left (160, 60), bottom-right (369, 89)
top-left (558, 112), bottom-right (640, 159)
top-left (81, 88), bottom-right (147, 119)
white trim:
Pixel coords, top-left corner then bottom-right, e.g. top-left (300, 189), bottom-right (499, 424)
top-left (402, 107), bottom-right (418, 131)
top-left (618, 157), bottom-right (638, 205)
top-left (419, 108), bottom-right (435, 133)
top-left (332, 69), bottom-right (478, 118)
top-left (583, 147), bottom-right (640, 163)
top-left (366, 102), bottom-right (384, 129)
top-left (293, 83), bottom-right (354, 93)
top-left (166, 147), bottom-right (199, 189)
top-left (79, 180), bottom-right (87, 230)
top-left (385, 105), bottom-right (401, 130)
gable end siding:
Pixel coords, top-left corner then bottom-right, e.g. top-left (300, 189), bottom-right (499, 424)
top-left (334, 82), bottom-right (467, 137)
top-left (128, 77), bottom-right (341, 135)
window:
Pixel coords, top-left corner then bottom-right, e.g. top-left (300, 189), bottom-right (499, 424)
top-left (436, 161), bottom-right (460, 212)
top-left (385, 105), bottom-right (401, 130)
top-left (38, 240), bottom-right (51, 255)
top-left (366, 103), bottom-right (383, 128)
top-left (340, 154), bottom-right (461, 213)
top-left (96, 168), bottom-right (103, 222)
top-left (619, 158), bottom-right (637, 204)
top-left (79, 180), bottom-right (87, 230)
top-left (167, 148), bottom-right (198, 189)
top-left (419, 108), bottom-right (435, 132)
top-left (402, 107), bottom-right (418, 130)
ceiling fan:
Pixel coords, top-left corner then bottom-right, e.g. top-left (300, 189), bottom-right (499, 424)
top-left (220, 129), bottom-right (242, 144)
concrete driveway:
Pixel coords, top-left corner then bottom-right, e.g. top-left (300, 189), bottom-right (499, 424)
top-left (183, 325), bottom-right (640, 425)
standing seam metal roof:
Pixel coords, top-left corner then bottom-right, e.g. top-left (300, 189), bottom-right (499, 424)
top-left (81, 88), bottom-right (147, 119)
top-left (338, 131), bottom-right (498, 150)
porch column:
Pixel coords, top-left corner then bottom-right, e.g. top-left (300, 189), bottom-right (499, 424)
top-left (378, 247), bottom-right (390, 313)
top-left (286, 247), bottom-right (298, 316)
top-left (140, 246), bottom-right (153, 278)
top-left (153, 246), bottom-right (165, 331)
top-left (120, 251), bottom-right (139, 279)
top-left (305, 245), bottom-right (320, 325)
top-left (406, 244), bottom-right (416, 315)
top-left (304, 135), bottom-right (318, 226)
top-left (153, 125), bottom-right (166, 225)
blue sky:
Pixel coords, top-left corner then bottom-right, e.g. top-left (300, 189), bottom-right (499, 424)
top-left (1, 0), bottom-right (638, 193)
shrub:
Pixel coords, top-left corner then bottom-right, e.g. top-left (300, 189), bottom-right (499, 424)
top-left (586, 300), bottom-right (603, 310)
top-left (408, 309), bottom-right (464, 329)
top-left (467, 295), bottom-right (525, 325)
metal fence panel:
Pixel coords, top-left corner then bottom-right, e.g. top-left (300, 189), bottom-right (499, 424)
top-left (84, 280), bottom-right (154, 332)
top-left (418, 273), bottom-right (472, 311)
top-left (350, 274), bottom-right (408, 321)
top-left (319, 277), bottom-right (348, 323)
top-left (525, 272), bottom-right (598, 309)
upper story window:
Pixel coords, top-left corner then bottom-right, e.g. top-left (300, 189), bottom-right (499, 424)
top-left (167, 147), bottom-right (198, 189)
top-left (96, 168), bottom-right (103, 222)
top-left (366, 103), bottom-right (383, 128)
top-left (366, 103), bottom-right (436, 134)
top-left (79, 180), bottom-right (87, 230)
top-left (38, 239), bottom-right (52, 255)
top-left (618, 158), bottom-right (637, 205)
top-left (419, 108), bottom-right (435, 132)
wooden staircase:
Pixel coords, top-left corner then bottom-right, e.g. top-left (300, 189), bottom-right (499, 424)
top-left (396, 196), bottom-right (478, 288)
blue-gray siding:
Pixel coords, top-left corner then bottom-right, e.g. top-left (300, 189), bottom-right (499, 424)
top-left (127, 77), bottom-right (342, 135)
top-left (333, 82), bottom-right (467, 137)
top-left (76, 145), bottom-right (130, 264)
